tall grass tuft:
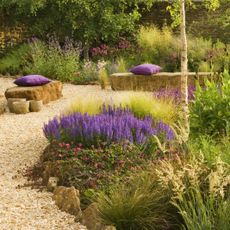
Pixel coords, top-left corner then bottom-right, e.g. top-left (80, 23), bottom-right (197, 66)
top-left (67, 92), bottom-right (178, 124)
top-left (97, 172), bottom-right (178, 230)
top-left (128, 92), bottom-right (177, 124)
top-left (99, 68), bottom-right (110, 89)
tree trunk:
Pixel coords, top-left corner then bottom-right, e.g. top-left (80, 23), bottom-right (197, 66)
top-left (180, 0), bottom-right (189, 142)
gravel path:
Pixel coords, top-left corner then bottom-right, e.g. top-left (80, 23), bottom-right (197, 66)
top-left (0, 77), bottom-right (118, 230)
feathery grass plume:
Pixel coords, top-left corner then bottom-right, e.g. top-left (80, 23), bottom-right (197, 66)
top-left (116, 57), bottom-right (127, 73)
top-left (155, 155), bottom-right (230, 230)
top-left (68, 95), bottom-right (103, 115)
top-left (128, 92), bottom-right (177, 124)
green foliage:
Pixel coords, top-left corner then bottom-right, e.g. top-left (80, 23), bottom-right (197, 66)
top-left (188, 37), bottom-right (212, 72)
top-left (172, 187), bottom-right (230, 230)
top-left (157, 156), bottom-right (230, 230)
top-left (25, 38), bottom-right (80, 81)
top-left (97, 171), bottom-right (177, 230)
top-left (0, 43), bottom-right (31, 75)
top-left (188, 136), bottom-right (230, 166)
top-left (190, 70), bottom-right (230, 137)
top-left (136, 26), bottom-right (180, 71)
top-left (74, 61), bottom-right (99, 85)
top-left (0, 0), bottom-right (154, 48)
top-left (42, 142), bottom-right (155, 206)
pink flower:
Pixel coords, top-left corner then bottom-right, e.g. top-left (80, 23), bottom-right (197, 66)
top-left (65, 143), bottom-right (70, 149)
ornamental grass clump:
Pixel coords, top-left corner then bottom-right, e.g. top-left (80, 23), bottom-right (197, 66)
top-left (43, 106), bottom-right (174, 147)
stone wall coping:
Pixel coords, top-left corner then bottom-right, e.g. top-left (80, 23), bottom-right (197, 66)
top-left (111, 72), bottom-right (213, 77)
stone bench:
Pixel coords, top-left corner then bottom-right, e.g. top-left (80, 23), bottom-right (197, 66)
top-left (111, 72), bottom-right (219, 91)
top-left (5, 81), bottom-right (63, 104)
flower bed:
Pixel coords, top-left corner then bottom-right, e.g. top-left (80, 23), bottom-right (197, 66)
top-left (42, 106), bottom-right (175, 206)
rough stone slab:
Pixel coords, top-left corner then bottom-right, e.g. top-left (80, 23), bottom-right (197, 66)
top-left (5, 81), bottom-right (63, 104)
top-left (111, 72), bottom-right (218, 91)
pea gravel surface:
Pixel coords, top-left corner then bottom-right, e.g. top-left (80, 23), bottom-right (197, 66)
top-left (0, 77), bottom-right (121, 230)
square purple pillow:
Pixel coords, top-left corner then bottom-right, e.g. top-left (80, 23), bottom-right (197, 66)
top-left (14, 75), bottom-right (51, 86)
top-left (130, 64), bottom-right (161, 75)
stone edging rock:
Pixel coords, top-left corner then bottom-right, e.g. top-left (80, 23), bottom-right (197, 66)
top-left (43, 163), bottom-right (116, 230)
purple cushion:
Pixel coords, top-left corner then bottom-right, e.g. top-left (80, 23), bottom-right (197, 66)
top-left (14, 75), bottom-right (51, 86)
top-left (130, 64), bottom-right (161, 75)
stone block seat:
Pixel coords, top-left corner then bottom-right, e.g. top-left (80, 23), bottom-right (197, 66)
top-left (5, 81), bottom-right (63, 104)
top-left (111, 72), bottom-right (218, 91)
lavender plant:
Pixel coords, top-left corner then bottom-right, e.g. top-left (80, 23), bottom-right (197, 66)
top-left (154, 85), bottom-right (196, 103)
top-left (43, 106), bottom-right (174, 147)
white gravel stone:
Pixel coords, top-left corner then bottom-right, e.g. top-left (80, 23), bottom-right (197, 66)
top-left (0, 77), bottom-right (119, 230)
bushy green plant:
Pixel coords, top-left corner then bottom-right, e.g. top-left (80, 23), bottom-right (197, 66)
top-left (136, 26), bottom-right (180, 71)
top-left (211, 41), bottom-right (230, 72)
top-left (97, 171), bottom-right (178, 230)
top-left (25, 38), bottom-right (80, 82)
top-left (190, 70), bottom-right (230, 137)
top-left (188, 37), bottom-right (212, 72)
top-left (0, 43), bottom-right (31, 75)
top-left (188, 136), bottom-right (230, 166)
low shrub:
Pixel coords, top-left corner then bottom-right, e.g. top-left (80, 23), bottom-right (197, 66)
top-left (0, 43), bottom-right (31, 75)
top-left (154, 85), bottom-right (196, 103)
top-left (190, 70), bottom-right (230, 137)
top-left (24, 37), bottom-right (80, 82)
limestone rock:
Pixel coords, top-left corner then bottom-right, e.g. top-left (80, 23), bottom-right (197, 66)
top-left (12, 101), bottom-right (30, 114)
top-left (80, 203), bottom-right (116, 230)
top-left (0, 96), bottom-right (6, 114)
top-left (5, 81), bottom-right (63, 104)
top-left (29, 100), bottom-right (43, 112)
top-left (7, 98), bottom-right (26, 113)
top-left (47, 177), bottom-right (58, 192)
top-left (111, 72), bottom-right (215, 91)
top-left (53, 186), bottom-right (81, 216)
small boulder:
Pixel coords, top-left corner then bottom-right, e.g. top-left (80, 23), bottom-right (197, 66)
top-left (7, 98), bottom-right (26, 113)
top-left (29, 100), bottom-right (43, 112)
top-left (80, 203), bottom-right (116, 230)
top-left (47, 177), bottom-right (58, 192)
top-left (53, 186), bottom-right (81, 216)
top-left (12, 101), bottom-right (30, 114)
